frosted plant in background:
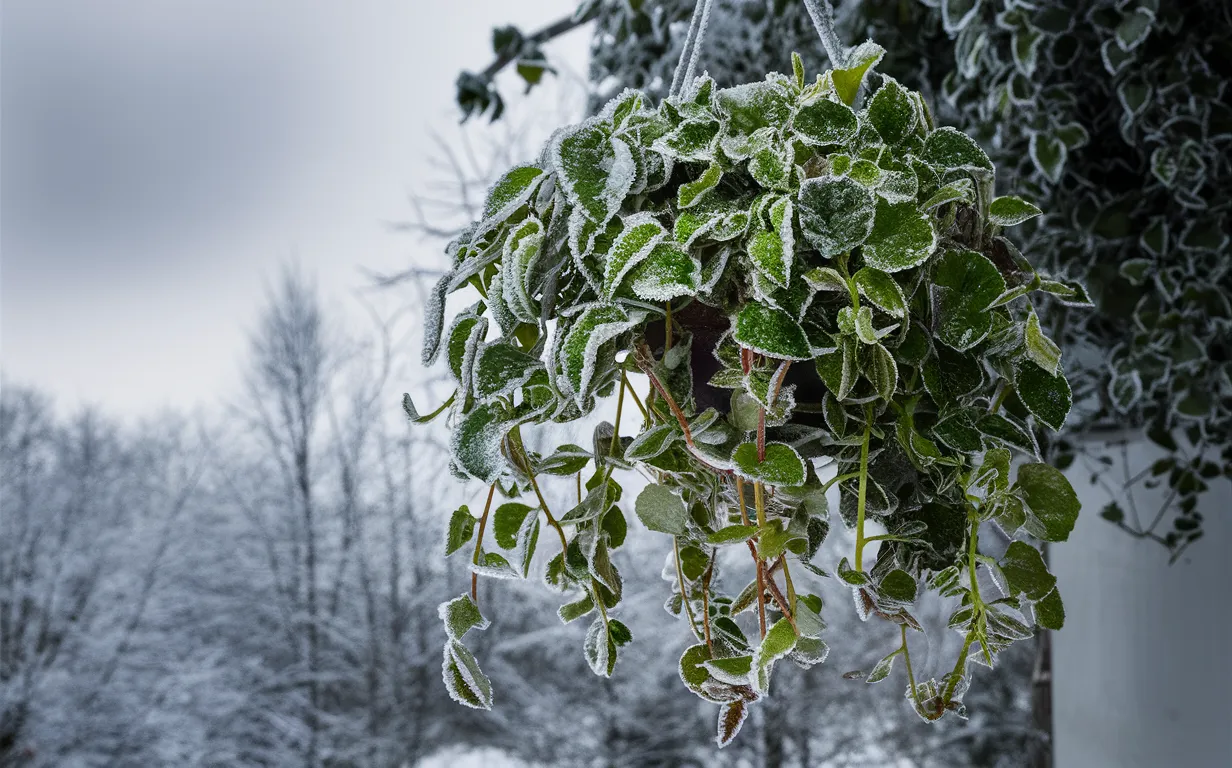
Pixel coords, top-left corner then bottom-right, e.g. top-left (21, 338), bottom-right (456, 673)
top-left (412, 42), bottom-right (1081, 744)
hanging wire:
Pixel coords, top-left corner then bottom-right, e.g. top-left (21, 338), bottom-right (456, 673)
top-left (803, 0), bottom-right (849, 68)
top-left (668, 0), bottom-right (714, 100)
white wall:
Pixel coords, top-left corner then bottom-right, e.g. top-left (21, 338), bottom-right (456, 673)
top-left (1053, 438), bottom-right (1232, 767)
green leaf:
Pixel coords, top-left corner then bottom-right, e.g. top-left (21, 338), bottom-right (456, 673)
top-left (451, 401), bottom-right (512, 483)
top-left (635, 483), bottom-right (688, 535)
top-left (1029, 132), bottom-right (1066, 184)
top-left (654, 118), bottom-right (720, 161)
top-left (446, 505), bottom-right (476, 556)
top-left (440, 594), bottom-right (489, 640)
top-left (550, 119), bottom-right (634, 223)
top-left (865, 649), bottom-right (899, 684)
top-left (830, 41), bottom-right (886, 105)
top-left (538, 444), bottom-right (591, 476)
top-left (1024, 310), bottom-right (1062, 376)
top-left (561, 303), bottom-right (642, 402)
top-left (931, 410), bottom-right (983, 453)
top-left (862, 342), bottom-right (898, 401)
top-left (679, 644), bottom-right (714, 699)
top-left (815, 336), bottom-right (857, 399)
top-left (732, 442), bottom-right (807, 487)
top-left (603, 213), bottom-right (666, 300)
top-left (794, 96), bottom-right (858, 145)
top-left (705, 655), bottom-right (753, 685)
top-left (501, 215), bottom-right (545, 321)
top-left (478, 164), bottom-right (545, 232)
top-left (931, 249), bottom-right (1005, 351)
top-left (678, 161), bottom-right (722, 209)
top-left (715, 81), bottom-right (794, 138)
top-left (584, 616), bottom-right (619, 677)
top-left (1000, 541), bottom-right (1056, 601)
top-left (402, 391), bottom-right (454, 425)
top-left (443, 639), bottom-right (493, 710)
top-left (1015, 463), bottom-right (1081, 542)
top-left (757, 519), bottom-right (798, 561)
top-left (1036, 587), bottom-right (1065, 630)
top-left (558, 593), bottom-right (595, 624)
top-left (798, 176), bottom-right (876, 258)
top-left (472, 343), bottom-right (544, 401)
top-left (625, 423), bottom-right (678, 462)
top-left (989, 196), bottom-right (1042, 226)
top-left (837, 556), bottom-right (869, 586)
top-left (626, 242), bottom-right (700, 302)
top-left (750, 229), bottom-right (790, 287)
top-left (862, 199), bottom-right (936, 273)
top-left (867, 77), bottom-right (917, 145)
top-left (853, 267), bottom-right (907, 319)
top-left (752, 617), bottom-right (798, 694)
top-left (920, 178), bottom-right (975, 210)
top-left (749, 142), bottom-right (792, 191)
top-left (879, 569), bottom-right (918, 603)
top-left (921, 127), bottom-right (992, 172)
top-left (1016, 362), bottom-right (1072, 432)
top-left (708, 524), bottom-right (760, 545)
top-left (732, 303), bottom-right (812, 361)
top-left (803, 266), bottom-right (849, 293)
top-left (492, 502), bottom-right (535, 549)
top-left (978, 413), bottom-right (1039, 457)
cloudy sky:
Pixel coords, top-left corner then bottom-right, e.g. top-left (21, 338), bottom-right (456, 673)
top-left (2, 0), bottom-right (587, 416)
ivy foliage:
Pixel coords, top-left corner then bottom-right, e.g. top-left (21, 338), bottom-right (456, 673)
top-left (416, 52), bottom-right (1080, 743)
top-left (470, 0), bottom-right (1231, 556)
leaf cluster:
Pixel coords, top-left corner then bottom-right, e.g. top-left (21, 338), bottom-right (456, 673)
top-left (415, 51), bottom-right (1081, 743)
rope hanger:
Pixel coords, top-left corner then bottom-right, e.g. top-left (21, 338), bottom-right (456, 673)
top-left (667, 0), bottom-right (850, 101)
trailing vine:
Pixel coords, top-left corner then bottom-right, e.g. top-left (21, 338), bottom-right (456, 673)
top-left (412, 41), bottom-right (1080, 744)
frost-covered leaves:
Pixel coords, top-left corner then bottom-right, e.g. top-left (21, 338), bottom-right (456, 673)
top-left (635, 483), bottom-right (687, 535)
top-left (584, 616), bottom-right (632, 677)
top-left (562, 304), bottom-right (643, 404)
top-left (989, 196), bottom-right (1042, 227)
top-left (921, 127), bottom-right (992, 172)
top-left (417, 59), bottom-right (1086, 734)
top-left (931, 250), bottom-right (1005, 351)
top-left (862, 199), bottom-right (936, 273)
top-left (867, 77), bottom-right (917, 145)
top-left (551, 119), bottom-right (634, 223)
top-left (603, 213), bottom-right (666, 298)
top-left (1015, 463), bottom-right (1080, 542)
top-left (732, 303), bottom-right (811, 361)
top-left (794, 96), bottom-right (858, 146)
top-left (732, 442), bottom-right (806, 487)
top-left (439, 595), bottom-right (493, 710)
top-left (798, 176), bottom-right (875, 258)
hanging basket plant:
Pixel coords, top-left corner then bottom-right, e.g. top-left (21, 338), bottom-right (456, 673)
top-left (407, 38), bottom-right (1082, 744)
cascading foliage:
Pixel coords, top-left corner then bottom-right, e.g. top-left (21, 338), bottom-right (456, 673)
top-left (410, 46), bottom-right (1082, 745)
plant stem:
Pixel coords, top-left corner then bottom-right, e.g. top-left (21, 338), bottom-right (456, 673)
top-left (673, 537), bottom-right (704, 642)
top-left (854, 405), bottom-right (872, 572)
top-left (610, 370), bottom-right (627, 458)
top-left (901, 624), bottom-right (921, 710)
top-left (471, 483), bottom-right (497, 604)
top-left (989, 379), bottom-right (1010, 413)
top-left (665, 300), bottom-right (673, 352)
top-left (757, 405), bottom-right (767, 462)
top-left (621, 369), bottom-right (649, 422)
top-left (701, 559), bottom-right (715, 655)
top-left (592, 577), bottom-right (610, 628)
top-left (781, 555), bottom-right (797, 614)
top-left (941, 511), bottom-right (984, 708)
top-left (822, 471), bottom-right (861, 492)
top-left (508, 427), bottom-right (568, 557)
top-left (736, 476), bottom-right (767, 638)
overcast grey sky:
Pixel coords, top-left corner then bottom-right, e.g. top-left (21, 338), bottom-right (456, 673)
top-left (2, 0), bottom-right (587, 416)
